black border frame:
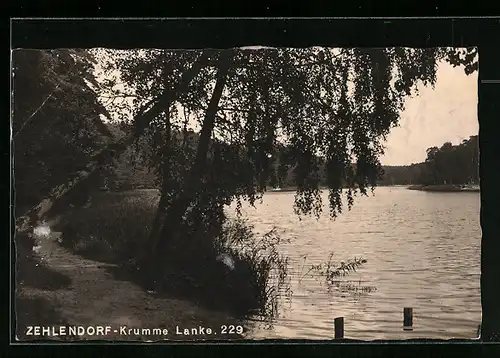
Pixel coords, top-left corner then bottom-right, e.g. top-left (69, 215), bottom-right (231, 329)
top-left (8, 17), bottom-right (500, 358)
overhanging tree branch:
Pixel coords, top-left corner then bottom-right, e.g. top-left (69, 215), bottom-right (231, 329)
top-left (15, 51), bottom-right (212, 233)
top-left (13, 85), bottom-right (60, 139)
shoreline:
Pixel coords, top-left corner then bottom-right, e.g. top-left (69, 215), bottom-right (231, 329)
top-left (407, 184), bottom-right (480, 192)
top-left (265, 184), bottom-right (480, 194)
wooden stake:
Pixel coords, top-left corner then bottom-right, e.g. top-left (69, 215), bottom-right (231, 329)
top-left (334, 317), bottom-right (344, 339)
top-left (403, 307), bottom-right (413, 330)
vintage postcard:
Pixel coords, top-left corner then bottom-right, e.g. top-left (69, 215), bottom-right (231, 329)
top-left (12, 22), bottom-right (481, 342)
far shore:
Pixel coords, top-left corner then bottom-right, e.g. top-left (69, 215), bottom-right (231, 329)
top-left (265, 184), bottom-right (480, 194)
top-left (407, 184), bottom-right (480, 192)
top-left (105, 184), bottom-right (480, 196)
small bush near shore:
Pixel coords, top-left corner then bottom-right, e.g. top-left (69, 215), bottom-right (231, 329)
top-left (57, 190), bottom-right (290, 320)
top-left (213, 217), bottom-right (291, 318)
top-left (58, 190), bottom-right (159, 263)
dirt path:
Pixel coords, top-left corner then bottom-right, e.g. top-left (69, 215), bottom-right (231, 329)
top-left (16, 231), bottom-right (246, 342)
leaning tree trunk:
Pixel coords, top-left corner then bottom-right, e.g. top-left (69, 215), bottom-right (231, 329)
top-left (15, 52), bottom-right (211, 236)
top-left (142, 51), bottom-right (233, 285)
top-left (142, 92), bottom-right (173, 266)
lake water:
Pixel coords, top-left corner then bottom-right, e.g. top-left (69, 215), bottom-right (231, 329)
top-left (227, 186), bottom-right (482, 340)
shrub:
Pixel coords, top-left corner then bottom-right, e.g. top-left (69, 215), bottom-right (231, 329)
top-left (150, 213), bottom-right (291, 319)
top-left (57, 190), bottom-right (291, 320)
top-left (211, 217), bottom-right (291, 319)
top-left (58, 190), bottom-right (159, 263)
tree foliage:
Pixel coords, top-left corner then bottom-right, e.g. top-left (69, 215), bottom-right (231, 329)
top-left (12, 49), bottom-right (112, 212)
top-left (340, 135), bottom-right (479, 187)
top-left (422, 135), bottom-right (479, 185)
top-left (96, 47), bottom-right (478, 220)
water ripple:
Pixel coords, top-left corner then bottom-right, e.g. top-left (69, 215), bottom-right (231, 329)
top-left (227, 187), bottom-right (481, 340)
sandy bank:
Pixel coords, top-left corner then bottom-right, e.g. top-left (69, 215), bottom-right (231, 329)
top-left (15, 231), bottom-right (245, 342)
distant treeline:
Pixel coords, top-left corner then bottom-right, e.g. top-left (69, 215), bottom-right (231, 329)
top-left (103, 123), bottom-right (479, 190)
top-left (265, 135), bottom-right (479, 188)
top-left (377, 135), bottom-right (479, 186)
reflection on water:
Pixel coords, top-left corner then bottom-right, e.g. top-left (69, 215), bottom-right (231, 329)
top-left (227, 186), bottom-right (481, 340)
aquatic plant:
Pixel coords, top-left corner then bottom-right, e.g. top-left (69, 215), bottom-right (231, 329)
top-left (215, 217), bottom-right (292, 322)
top-left (299, 253), bottom-right (376, 295)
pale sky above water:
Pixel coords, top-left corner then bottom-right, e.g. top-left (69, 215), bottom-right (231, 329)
top-left (380, 63), bottom-right (478, 166)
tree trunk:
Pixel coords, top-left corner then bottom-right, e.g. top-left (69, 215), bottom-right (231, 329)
top-left (479, 47), bottom-right (500, 341)
top-left (140, 93), bottom-right (173, 268)
top-left (142, 51), bottom-right (233, 285)
top-left (15, 52), bottom-right (211, 235)
top-left (145, 54), bottom-right (189, 255)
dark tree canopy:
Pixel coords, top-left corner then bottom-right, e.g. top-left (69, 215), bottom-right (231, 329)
top-left (95, 47), bottom-right (478, 219)
top-left (12, 49), bottom-right (112, 212)
top-left (422, 135), bottom-right (479, 185)
top-left (372, 135), bottom-right (479, 186)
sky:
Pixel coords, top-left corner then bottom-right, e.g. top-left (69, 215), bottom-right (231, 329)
top-left (379, 63), bottom-right (478, 166)
top-left (94, 49), bottom-right (479, 167)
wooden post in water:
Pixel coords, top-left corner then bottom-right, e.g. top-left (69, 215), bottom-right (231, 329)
top-left (403, 307), bottom-right (413, 331)
top-left (334, 317), bottom-right (344, 339)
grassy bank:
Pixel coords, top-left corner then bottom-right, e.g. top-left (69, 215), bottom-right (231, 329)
top-left (55, 189), bottom-right (289, 321)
